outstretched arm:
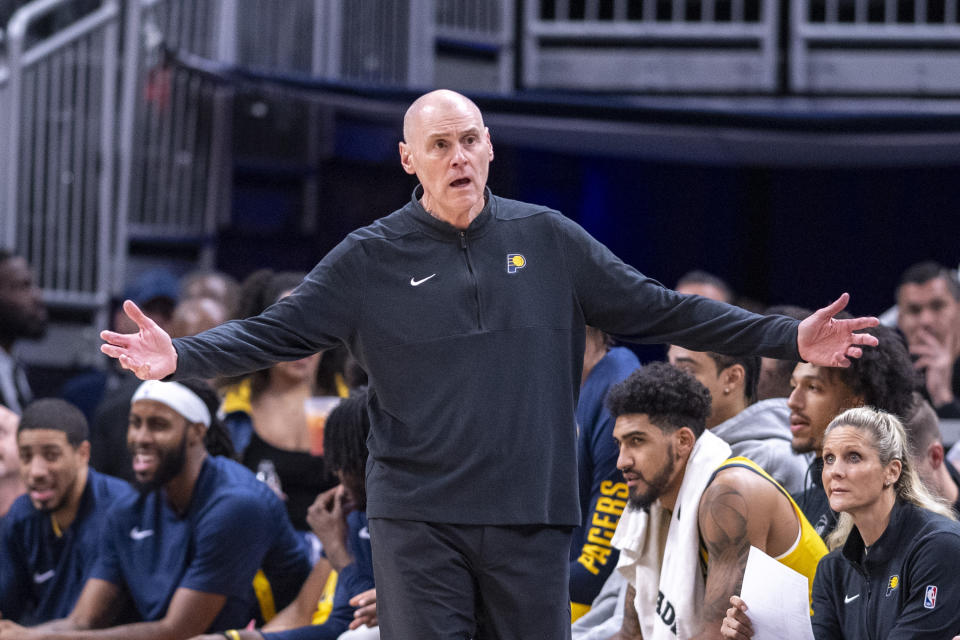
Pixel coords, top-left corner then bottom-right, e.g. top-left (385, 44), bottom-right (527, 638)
top-left (100, 300), bottom-right (177, 380)
top-left (797, 293), bottom-right (879, 368)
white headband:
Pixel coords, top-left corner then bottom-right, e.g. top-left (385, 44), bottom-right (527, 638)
top-left (132, 380), bottom-right (211, 428)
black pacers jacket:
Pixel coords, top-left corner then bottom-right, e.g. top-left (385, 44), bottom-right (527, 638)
top-left (171, 187), bottom-right (800, 526)
top-left (812, 499), bottom-right (960, 639)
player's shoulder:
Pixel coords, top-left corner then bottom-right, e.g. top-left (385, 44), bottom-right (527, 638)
top-left (707, 463), bottom-right (775, 493)
top-left (195, 456), bottom-right (280, 518)
top-left (88, 468), bottom-right (137, 502)
top-left (701, 463), bottom-right (783, 513)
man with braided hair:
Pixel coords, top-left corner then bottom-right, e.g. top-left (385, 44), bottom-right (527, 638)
top-left (190, 390), bottom-right (376, 640)
top-left (0, 380), bottom-right (312, 640)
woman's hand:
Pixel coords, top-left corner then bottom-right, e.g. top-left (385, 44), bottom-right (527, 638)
top-left (720, 595), bottom-right (753, 640)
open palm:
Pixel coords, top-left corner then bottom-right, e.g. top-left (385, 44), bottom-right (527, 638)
top-left (797, 293), bottom-right (879, 367)
top-left (100, 300), bottom-right (177, 380)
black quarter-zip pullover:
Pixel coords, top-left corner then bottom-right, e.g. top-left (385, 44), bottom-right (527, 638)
top-left (171, 187), bottom-right (801, 525)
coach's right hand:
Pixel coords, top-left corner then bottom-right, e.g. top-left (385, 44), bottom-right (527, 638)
top-left (100, 300), bottom-right (177, 380)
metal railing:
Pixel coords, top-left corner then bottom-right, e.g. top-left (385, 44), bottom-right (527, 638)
top-left (791, 0), bottom-right (960, 92)
top-left (6, 0), bottom-right (960, 321)
top-left (435, 0), bottom-right (515, 92)
top-left (116, 0), bottom-right (227, 259)
top-left (178, 0), bottom-right (436, 86)
top-left (2, 0), bottom-right (118, 309)
top-left (523, 0), bottom-right (780, 92)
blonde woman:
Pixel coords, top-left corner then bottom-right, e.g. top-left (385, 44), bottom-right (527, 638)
top-left (721, 406), bottom-right (960, 639)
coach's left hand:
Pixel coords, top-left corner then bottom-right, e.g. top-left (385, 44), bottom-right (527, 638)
top-left (798, 293), bottom-right (879, 367)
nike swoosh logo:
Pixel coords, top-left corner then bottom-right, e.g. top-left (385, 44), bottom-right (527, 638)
top-left (844, 594), bottom-right (860, 604)
top-left (359, 526), bottom-right (371, 540)
top-left (410, 274), bottom-right (437, 287)
top-left (130, 527), bottom-right (154, 540)
top-left (33, 570), bottom-right (55, 584)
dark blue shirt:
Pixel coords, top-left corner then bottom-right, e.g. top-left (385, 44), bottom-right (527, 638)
top-left (263, 511), bottom-right (374, 640)
top-left (90, 455), bottom-right (311, 632)
top-left (0, 469), bottom-right (135, 624)
top-left (570, 346), bottom-right (638, 607)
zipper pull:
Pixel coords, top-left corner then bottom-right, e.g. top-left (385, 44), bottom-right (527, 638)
top-left (459, 231), bottom-right (467, 249)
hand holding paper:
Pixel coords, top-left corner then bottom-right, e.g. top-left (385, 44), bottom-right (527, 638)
top-left (723, 546), bottom-right (814, 640)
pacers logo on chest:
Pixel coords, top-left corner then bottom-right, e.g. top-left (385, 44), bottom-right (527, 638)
top-left (506, 253), bottom-right (526, 274)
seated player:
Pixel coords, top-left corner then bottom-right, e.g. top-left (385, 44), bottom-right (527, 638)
top-left (0, 380), bottom-right (312, 639)
top-left (607, 363), bottom-right (826, 639)
top-left (1, 400), bottom-right (135, 624)
top-left (190, 390), bottom-right (375, 640)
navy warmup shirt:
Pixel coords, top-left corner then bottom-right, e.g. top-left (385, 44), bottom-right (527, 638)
top-left (0, 469), bottom-right (135, 624)
top-left (570, 346), bottom-right (638, 608)
top-left (90, 455), bottom-right (311, 632)
top-left (263, 511), bottom-right (375, 640)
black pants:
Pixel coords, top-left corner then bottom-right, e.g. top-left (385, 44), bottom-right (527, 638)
top-left (368, 518), bottom-right (573, 640)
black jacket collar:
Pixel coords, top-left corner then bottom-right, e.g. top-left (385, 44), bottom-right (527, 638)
top-left (842, 499), bottom-right (911, 573)
top-left (406, 184), bottom-right (494, 241)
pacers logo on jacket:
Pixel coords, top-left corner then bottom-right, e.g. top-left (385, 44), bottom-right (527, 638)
top-left (506, 254), bottom-right (526, 274)
top-left (886, 575), bottom-right (899, 597)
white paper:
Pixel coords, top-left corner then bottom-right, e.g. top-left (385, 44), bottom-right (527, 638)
top-left (739, 545), bottom-right (815, 640)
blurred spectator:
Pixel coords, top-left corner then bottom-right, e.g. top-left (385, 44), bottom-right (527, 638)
top-left (896, 261), bottom-right (960, 418)
top-left (569, 327), bottom-right (638, 621)
top-left (0, 399), bottom-right (135, 624)
top-left (668, 346), bottom-right (808, 494)
top-left (675, 269), bottom-right (733, 303)
top-left (227, 272), bottom-right (337, 555)
top-left (2, 380), bottom-right (312, 638)
top-left (78, 268), bottom-right (184, 481)
top-left (171, 296), bottom-right (231, 339)
top-left (903, 392), bottom-right (960, 515)
top-left (315, 346), bottom-right (364, 398)
top-left (0, 250), bottom-right (47, 415)
top-left (790, 326), bottom-right (917, 538)
top-left (113, 268), bottom-right (180, 335)
top-left (0, 405), bottom-right (25, 517)
top-left (189, 390), bottom-right (375, 640)
top-left (61, 267), bottom-right (180, 424)
top-left (757, 305), bottom-right (812, 401)
top-left (179, 270), bottom-right (240, 319)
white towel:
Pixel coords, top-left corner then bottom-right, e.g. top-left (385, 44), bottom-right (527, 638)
top-left (612, 430), bottom-right (732, 640)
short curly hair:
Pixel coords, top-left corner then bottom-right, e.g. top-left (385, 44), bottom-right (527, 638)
top-left (605, 361), bottom-right (712, 437)
top-left (830, 325), bottom-right (919, 420)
